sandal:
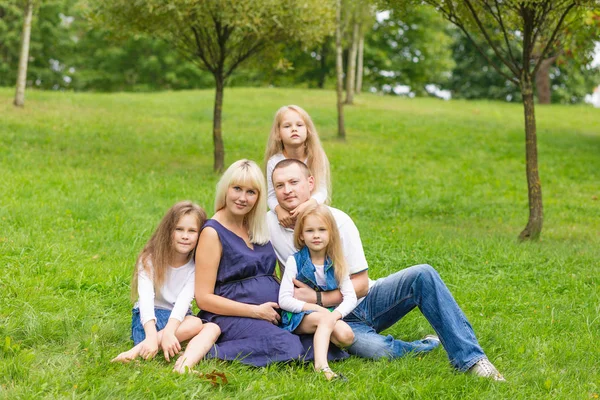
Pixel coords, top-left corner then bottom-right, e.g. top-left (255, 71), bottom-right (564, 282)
top-left (317, 366), bottom-right (348, 382)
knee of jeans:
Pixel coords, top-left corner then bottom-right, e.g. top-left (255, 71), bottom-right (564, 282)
top-left (414, 264), bottom-right (440, 282)
top-left (348, 335), bottom-right (394, 360)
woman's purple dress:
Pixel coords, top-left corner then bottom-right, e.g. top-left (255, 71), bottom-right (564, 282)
top-left (200, 220), bottom-right (346, 366)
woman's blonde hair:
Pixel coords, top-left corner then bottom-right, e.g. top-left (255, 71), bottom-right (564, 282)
top-left (264, 105), bottom-right (331, 204)
top-left (131, 201), bottom-right (206, 301)
top-left (214, 159), bottom-right (269, 244)
top-left (293, 203), bottom-right (347, 284)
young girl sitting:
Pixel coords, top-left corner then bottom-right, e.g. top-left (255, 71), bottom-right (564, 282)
top-left (112, 201), bottom-right (221, 373)
top-left (264, 105), bottom-right (331, 228)
top-left (278, 204), bottom-right (357, 381)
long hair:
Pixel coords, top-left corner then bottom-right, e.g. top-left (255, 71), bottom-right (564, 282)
top-left (214, 159), bottom-right (269, 245)
top-left (293, 203), bottom-right (347, 284)
top-left (264, 105), bottom-right (331, 204)
top-left (130, 201), bottom-right (207, 301)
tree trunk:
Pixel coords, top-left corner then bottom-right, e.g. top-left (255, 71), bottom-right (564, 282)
top-left (345, 20), bottom-right (359, 104)
top-left (335, 0), bottom-right (345, 139)
top-left (14, 0), bottom-right (33, 108)
top-left (355, 25), bottom-right (364, 95)
top-left (535, 56), bottom-right (557, 105)
top-left (317, 39), bottom-right (329, 89)
top-left (518, 75), bottom-right (543, 241)
top-left (212, 74), bottom-right (225, 173)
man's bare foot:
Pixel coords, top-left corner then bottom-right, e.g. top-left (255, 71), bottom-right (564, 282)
top-left (111, 348), bottom-right (140, 363)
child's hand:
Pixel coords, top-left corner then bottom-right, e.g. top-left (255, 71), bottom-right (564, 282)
top-left (290, 198), bottom-right (317, 219)
top-left (275, 205), bottom-right (295, 228)
top-left (161, 331), bottom-right (181, 362)
top-left (139, 337), bottom-right (159, 360)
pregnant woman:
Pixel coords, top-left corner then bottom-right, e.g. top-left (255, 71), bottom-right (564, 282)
top-left (188, 159), bottom-right (345, 367)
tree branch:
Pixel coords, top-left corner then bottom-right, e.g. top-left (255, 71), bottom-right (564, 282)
top-left (532, 2), bottom-right (576, 77)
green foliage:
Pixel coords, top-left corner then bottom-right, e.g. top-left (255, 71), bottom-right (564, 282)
top-left (0, 87), bottom-right (599, 398)
top-left (88, 0), bottom-right (336, 79)
top-left (364, 6), bottom-right (455, 96)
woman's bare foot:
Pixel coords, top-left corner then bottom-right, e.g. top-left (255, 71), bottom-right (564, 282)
top-left (173, 356), bottom-right (192, 374)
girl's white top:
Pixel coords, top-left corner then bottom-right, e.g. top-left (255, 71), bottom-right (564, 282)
top-left (266, 153), bottom-right (328, 211)
top-left (134, 258), bottom-right (195, 326)
top-left (278, 255), bottom-right (357, 318)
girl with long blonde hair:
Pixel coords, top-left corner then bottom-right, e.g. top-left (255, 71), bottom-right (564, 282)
top-left (264, 105), bottom-right (331, 228)
top-left (112, 201), bottom-right (220, 373)
top-left (278, 203), bottom-right (357, 381)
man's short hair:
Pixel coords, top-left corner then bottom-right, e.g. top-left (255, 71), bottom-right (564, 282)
top-left (272, 158), bottom-right (312, 178)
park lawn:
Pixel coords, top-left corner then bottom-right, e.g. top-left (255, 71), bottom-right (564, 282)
top-left (0, 87), bottom-right (598, 399)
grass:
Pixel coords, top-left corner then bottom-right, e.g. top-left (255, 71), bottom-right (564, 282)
top-left (0, 87), bottom-right (599, 399)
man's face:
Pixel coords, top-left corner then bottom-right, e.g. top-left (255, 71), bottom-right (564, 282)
top-left (272, 164), bottom-right (314, 211)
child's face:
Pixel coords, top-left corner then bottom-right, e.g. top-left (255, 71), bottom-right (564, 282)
top-left (279, 110), bottom-right (308, 148)
top-left (301, 214), bottom-right (330, 255)
top-left (172, 214), bottom-right (200, 256)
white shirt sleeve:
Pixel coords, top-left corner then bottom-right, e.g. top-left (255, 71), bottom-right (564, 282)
top-left (278, 256), bottom-right (306, 313)
top-left (137, 264), bottom-right (156, 326)
top-left (168, 269), bottom-right (195, 322)
top-left (266, 155), bottom-right (283, 211)
top-left (310, 179), bottom-right (328, 204)
top-left (333, 273), bottom-right (358, 317)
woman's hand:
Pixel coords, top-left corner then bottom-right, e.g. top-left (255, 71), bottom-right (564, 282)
top-left (275, 205), bottom-right (295, 229)
top-left (161, 331), bottom-right (181, 362)
top-left (252, 302), bottom-right (281, 324)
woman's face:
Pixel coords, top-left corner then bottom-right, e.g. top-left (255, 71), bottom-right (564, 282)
top-left (226, 183), bottom-right (259, 216)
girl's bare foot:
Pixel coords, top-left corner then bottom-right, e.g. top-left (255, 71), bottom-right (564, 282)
top-left (111, 347), bottom-right (140, 363)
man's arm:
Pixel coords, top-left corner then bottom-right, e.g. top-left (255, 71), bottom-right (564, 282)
top-left (293, 270), bottom-right (369, 308)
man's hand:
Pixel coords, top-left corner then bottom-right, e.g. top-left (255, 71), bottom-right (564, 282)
top-left (293, 278), bottom-right (317, 303)
top-left (275, 205), bottom-right (295, 228)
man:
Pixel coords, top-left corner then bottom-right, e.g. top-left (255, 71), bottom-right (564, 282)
top-left (267, 159), bottom-right (505, 381)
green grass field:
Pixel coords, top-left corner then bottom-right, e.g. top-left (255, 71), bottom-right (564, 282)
top-left (1, 87), bottom-right (598, 399)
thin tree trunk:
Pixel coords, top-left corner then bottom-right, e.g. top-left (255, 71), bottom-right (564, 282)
top-left (518, 74), bottom-right (543, 241)
top-left (335, 0), bottom-right (345, 139)
top-left (535, 56), bottom-right (557, 105)
top-left (14, 0), bottom-right (33, 108)
top-left (345, 20), bottom-right (359, 104)
top-left (355, 25), bottom-right (364, 95)
top-left (212, 74), bottom-right (225, 173)
top-left (317, 39), bottom-right (330, 89)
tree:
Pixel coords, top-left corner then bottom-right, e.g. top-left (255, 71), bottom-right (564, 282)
top-left (335, 0), bottom-right (346, 139)
top-left (90, 0), bottom-right (335, 172)
top-left (391, 0), bottom-right (598, 240)
top-left (345, 5), bottom-right (359, 104)
top-left (534, 10), bottom-right (600, 104)
top-left (14, 0), bottom-right (34, 107)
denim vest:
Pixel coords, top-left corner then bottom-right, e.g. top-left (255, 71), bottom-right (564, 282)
top-left (293, 246), bottom-right (338, 291)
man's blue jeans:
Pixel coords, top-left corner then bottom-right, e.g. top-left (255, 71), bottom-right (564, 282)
top-left (343, 264), bottom-right (486, 371)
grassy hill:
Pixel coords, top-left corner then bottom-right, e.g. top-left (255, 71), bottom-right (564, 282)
top-left (1, 87), bottom-right (598, 399)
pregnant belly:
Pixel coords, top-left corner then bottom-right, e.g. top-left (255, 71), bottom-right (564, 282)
top-left (216, 276), bottom-right (280, 305)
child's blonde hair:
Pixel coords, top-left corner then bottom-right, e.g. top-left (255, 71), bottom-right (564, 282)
top-left (264, 105), bottom-right (331, 204)
top-left (293, 203), bottom-right (347, 284)
top-left (131, 201), bottom-right (206, 301)
top-left (214, 159), bottom-right (269, 245)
